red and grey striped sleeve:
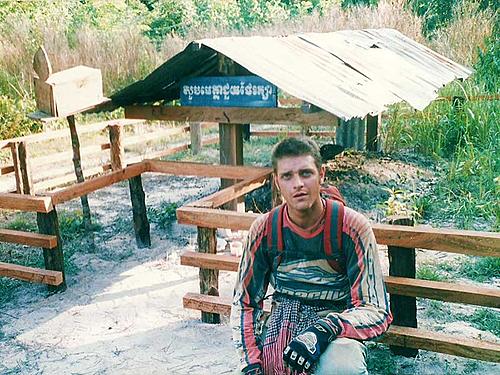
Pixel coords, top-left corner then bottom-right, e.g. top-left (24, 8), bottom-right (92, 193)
top-left (325, 207), bottom-right (393, 340)
top-left (230, 214), bottom-right (271, 371)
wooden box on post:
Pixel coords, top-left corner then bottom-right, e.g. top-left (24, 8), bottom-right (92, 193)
top-left (33, 47), bottom-right (105, 118)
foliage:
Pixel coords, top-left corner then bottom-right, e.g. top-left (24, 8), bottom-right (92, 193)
top-left (464, 308), bottom-right (500, 337)
top-left (416, 264), bottom-right (448, 281)
top-left (147, 201), bottom-right (179, 228)
top-left (408, 0), bottom-right (458, 36)
top-left (379, 188), bottom-right (421, 221)
top-left (342, 0), bottom-right (378, 8)
top-left (458, 256), bottom-right (500, 282)
top-left (474, 33), bottom-right (500, 93)
top-left (0, 95), bottom-right (41, 139)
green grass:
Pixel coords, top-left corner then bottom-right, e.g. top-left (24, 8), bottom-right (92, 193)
top-left (463, 308), bottom-right (500, 337)
top-left (147, 201), bottom-right (179, 229)
top-left (417, 264), bottom-right (449, 281)
top-left (458, 256), bottom-right (500, 282)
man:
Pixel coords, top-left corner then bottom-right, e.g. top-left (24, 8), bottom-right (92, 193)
top-left (230, 137), bottom-right (392, 375)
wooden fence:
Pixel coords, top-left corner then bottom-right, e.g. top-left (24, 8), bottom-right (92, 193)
top-left (0, 158), bottom-right (498, 362)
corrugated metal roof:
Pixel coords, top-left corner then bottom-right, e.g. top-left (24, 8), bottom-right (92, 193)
top-left (112, 28), bottom-right (472, 120)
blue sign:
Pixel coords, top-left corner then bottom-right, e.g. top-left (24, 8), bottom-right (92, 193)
top-left (180, 76), bottom-right (277, 108)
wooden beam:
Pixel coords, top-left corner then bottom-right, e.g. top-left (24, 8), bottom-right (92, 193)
top-left (219, 122), bottom-right (243, 210)
top-left (108, 124), bottom-right (124, 171)
top-left (387, 216), bottom-right (418, 357)
top-left (176, 206), bottom-right (258, 231)
top-left (37, 208), bottom-right (66, 292)
top-left (49, 162), bottom-right (147, 205)
top-left (191, 170), bottom-right (270, 208)
top-left (385, 276), bottom-right (500, 308)
top-left (0, 262), bottom-right (63, 286)
top-left (0, 193), bottom-right (53, 212)
top-left (129, 174), bottom-right (150, 248)
top-left (250, 130), bottom-right (336, 137)
top-left (0, 164), bottom-right (14, 175)
top-left (182, 292), bottom-right (500, 362)
top-left (18, 141), bottom-right (34, 195)
top-left (147, 159), bottom-right (270, 180)
top-left (0, 119), bottom-right (144, 150)
top-left (181, 251), bottom-right (239, 272)
top-left (372, 224), bottom-right (500, 257)
top-left (125, 105), bottom-right (339, 126)
top-left (0, 228), bottom-right (57, 249)
top-left (380, 325), bottom-right (500, 363)
top-left (197, 227), bottom-right (220, 324)
top-left (189, 123), bottom-right (202, 155)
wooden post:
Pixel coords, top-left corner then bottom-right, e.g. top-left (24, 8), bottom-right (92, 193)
top-left (108, 124), bottom-right (124, 170)
top-left (18, 141), bottom-right (34, 195)
top-left (10, 142), bottom-right (23, 194)
top-left (67, 115), bottom-right (93, 234)
top-left (197, 226), bottom-right (220, 323)
top-left (190, 122), bottom-right (202, 155)
top-left (387, 215), bottom-right (418, 357)
top-left (366, 114), bottom-right (380, 152)
top-left (128, 174), bottom-right (150, 248)
top-left (219, 123), bottom-right (243, 211)
top-left (37, 208), bottom-right (66, 292)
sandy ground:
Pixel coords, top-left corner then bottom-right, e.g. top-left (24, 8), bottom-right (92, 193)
top-left (0, 161), bottom-right (498, 374)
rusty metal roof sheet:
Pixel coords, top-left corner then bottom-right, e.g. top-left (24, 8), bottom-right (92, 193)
top-left (112, 28), bottom-right (472, 120)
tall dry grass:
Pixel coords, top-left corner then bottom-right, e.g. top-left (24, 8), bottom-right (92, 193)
top-left (431, 1), bottom-right (496, 66)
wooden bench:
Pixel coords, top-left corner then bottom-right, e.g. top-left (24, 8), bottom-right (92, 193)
top-left (180, 251), bottom-right (500, 363)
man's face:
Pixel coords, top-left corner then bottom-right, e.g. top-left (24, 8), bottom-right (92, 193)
top-left (274, 154), bottom-right (325, 213)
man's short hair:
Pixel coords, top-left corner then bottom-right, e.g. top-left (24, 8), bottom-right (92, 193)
top-left (271, 137), bottom-right (322, 171)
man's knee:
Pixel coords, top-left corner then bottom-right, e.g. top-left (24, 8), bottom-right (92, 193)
top-left (315, 337), bottom-right (367, 375)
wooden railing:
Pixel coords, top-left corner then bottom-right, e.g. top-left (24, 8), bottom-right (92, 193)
top-left (0, 120), bottom-right (218, 194)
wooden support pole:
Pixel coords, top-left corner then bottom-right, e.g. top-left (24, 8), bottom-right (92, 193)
top-left (18, 141), bottom-right (34, 195)
top-left (37, 208), bottom-right (66, 292)
top-left (219, 123), bottom-right (243, 211)
top-left (388, 216), bottom-right (418, 357)
top-left (10, 142), bottom-right (23, 194)
top-left (190, 122), bottom-right (202, 155)
top-left (128, 174), bottom-right (150, 248)
top-left (366, 114), bottom-right (380, 152)
top-left (108, 124), bottom-right (124, 170)
top-left (67, 115), bottom-right (93, 234)
top-left (197, 226), bottom-right (220, 324)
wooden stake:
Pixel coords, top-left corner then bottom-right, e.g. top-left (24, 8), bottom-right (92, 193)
top-left (219, 123), bottom-right (243, 211)
top-left (37, 208), bottom-right (66, 292)
top-left (197, 226), bottom-right (220, 324)
top-left (128, 174), bottom-right (150, 248)
top-left (387, 215), bottom-right (418, 357)
top-left (67, 115), bottom-right (93, 236)
top-left (108, 124), bottom-right (123, 170)
top-left (18, 141), bottom-right (34, 195)
top-left (10, 142), bottom-right (22, 194)
top-left (366, 114), bottom-right (380, 152)
top-left (190, 122), bottom-right (202, 155)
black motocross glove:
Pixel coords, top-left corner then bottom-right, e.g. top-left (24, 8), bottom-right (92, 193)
top-left (242, 363), bottom-right (263, 375)
top-left (283, 320), bottom-right (338, 373)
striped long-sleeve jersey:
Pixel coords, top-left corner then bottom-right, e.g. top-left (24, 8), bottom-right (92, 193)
top-left (230, 201), bottom-right (392, 371)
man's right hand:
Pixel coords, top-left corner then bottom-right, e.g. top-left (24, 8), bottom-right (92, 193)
top-left (242, 363), bottom-right (263, 374)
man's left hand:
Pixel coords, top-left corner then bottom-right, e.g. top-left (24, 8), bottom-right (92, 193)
top-left (283, 320), bottom-right (337, 373)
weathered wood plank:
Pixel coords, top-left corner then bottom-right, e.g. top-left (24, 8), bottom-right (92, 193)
top-left (250, 130), bottom-right (336, 137)
top-left (125, 105), bottom-right (339, 126)
top-left (18, 142), bottom-right (34, 195)
top-left (182, 293), bottom-right (500, 362)
top-left (176, 208), bottom-right (500, 257)
top-left (0, 193), bottom-right (53, 212)
top-left (181, 251), bottom-right (239, 272)
top-left (147, 160), bottom-right (270, 180)
top-left (372, 224), bottom-right (500, 257)
top-left (0, 228), bottom-right (57, 249)
top-left (197, 227), bottom-right (220, 324)
top-left (37, 208), bottom-right (66, 292)
top-left (49, 162), bottom-right (147, 205)
top-left (380, 325), bottom-right (500, 363)
top-left (0, 262), bottom-right (63, 286)
top-left (191, 170), bottom-right (270, 209)
top-left (0, 164), bottom-right (14, 175)
top-left (129, 174), bottom-right (151, 248)
top-left (189, 123), bottom-right (202, 155)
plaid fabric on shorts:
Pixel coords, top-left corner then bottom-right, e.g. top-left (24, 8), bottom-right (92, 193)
top-left (262, 295), bottom-right (326, 375)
